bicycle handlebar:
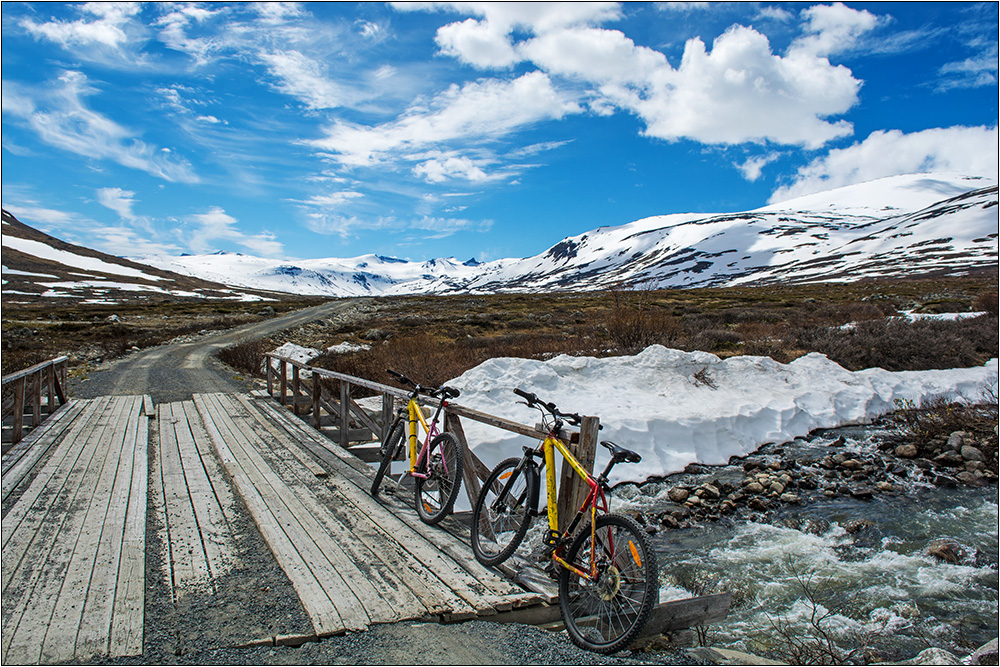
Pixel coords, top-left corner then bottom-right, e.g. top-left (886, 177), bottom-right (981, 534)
top-left (386, 369), bottom-right (460, 400)
top-left (513, 388), bottom-right (582, 426)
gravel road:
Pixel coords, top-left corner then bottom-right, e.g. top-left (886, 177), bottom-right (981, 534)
top-left (70, 299), bottom-right (369, 402)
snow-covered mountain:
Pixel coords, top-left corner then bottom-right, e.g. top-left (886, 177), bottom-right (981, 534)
top-left (4, 173), bottom-right (997, 304)
top-left (135, 172), bottom-right (998, 297)
top-left (1, 209), bottom-right (272, 304)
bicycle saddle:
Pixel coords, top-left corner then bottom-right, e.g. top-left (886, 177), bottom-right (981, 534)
top-left (601, 440), bottom-right (641, 463)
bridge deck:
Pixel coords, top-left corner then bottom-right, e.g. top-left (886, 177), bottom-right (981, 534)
top-left (1, 392), bottom-right (542, 664)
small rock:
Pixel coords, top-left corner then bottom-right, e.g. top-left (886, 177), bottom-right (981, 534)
top-left (970, 638), bottom-right (999, 666)
top-left (699, 483), bottom-right (721, 499)
top-left (684, 463), bottom-right (708, 474)
top-left (106, 314), bottom-right (121, 323)
top-left (876, 481), bottom-right (895, 492)
top-left (779, 493), bottom-right (799, 504)
top-left (748, 498), bottom-right (769, 511)
top-left (659, 514), bottom-right (680, 529)
top-left (956, 471), bottom-right (986, 487)
top-left (798, 475), bottom-right (818, 490)
top-left (966, 460), bottom-right (986, 472)
top-left (259, 306), bottom-right (276, 316)
top-left (927, 538), bottom-right (966, 564)
top-left (961, 445), bottom-right (985, 462)
top-left (668, 487), bottom-right (690, 503)
top-left (832, 453), bottom-right (847, 465)
top-left (686, 495), bottom-right (703, 507)
top-left (843, 519), bottom-right (874, 534)
top-left (720, 500), bottom-right (737, 514)
top-left (829, 436), bottom-right (847, 448)
top-left (850, 487), bottom-right (874, 500)
top-left (947, 432), bottom-right (966, 451)
top-left (745, 482), bottom-right (765, 494)
top-left (841, 459), bottom-right (863, 471)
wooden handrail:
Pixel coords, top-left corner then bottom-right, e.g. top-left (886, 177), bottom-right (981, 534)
top-left (2, 356), bottom-right (69, 448)
top-left (263, 351), bottom-right (599, 525)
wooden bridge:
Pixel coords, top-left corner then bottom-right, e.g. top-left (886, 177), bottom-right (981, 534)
top-left (1, 355), bottom-right (730, 664)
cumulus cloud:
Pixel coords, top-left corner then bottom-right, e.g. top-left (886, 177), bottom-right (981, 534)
top-left (737, 153), bottom-right (781, 181)
top-left (411, 1), bottom-right (878, 149)
top-left (2, 72), bottom-right (198, 183)
top-left (413, 154), bottom-right (492, 183)
top-left (769, 126), bottom-right (1000, 202)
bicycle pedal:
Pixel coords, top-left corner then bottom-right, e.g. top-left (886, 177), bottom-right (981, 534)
top-left (541, 560), bottom-right (558, 581)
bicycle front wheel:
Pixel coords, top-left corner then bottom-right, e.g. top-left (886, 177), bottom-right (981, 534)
top-left (559, 513), bottom-right (658, 654)
top-left (471, 457), bottom-right (536, 567)
top-left (371, 420), bottom-right (404, 497)
top-left (414, 432), bottom-right (464, 525)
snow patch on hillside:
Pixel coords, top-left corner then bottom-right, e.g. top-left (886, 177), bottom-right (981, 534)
top-left (449, 345), bottom-right (999, 486)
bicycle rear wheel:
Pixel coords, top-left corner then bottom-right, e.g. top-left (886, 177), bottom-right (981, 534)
top-left (558, 513), bottom-right (658, 654)
top-left (370, 420), bottom-right (404, 497)
top-left (414, 432), bottom-right (464, 525)
top-left (471, 457), bottom-right (536, 567)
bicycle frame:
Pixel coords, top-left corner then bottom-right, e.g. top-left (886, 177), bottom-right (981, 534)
top-left (402, 396), bottom-right (444, 479)
top-left (539, 432), bottom-right (610, 582)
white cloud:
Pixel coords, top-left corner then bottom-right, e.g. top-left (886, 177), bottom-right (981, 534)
top-left (258, 50), bottom-right (349, 110)
top-left (938, 50), bottom-right (999, 91)
top-left (413, 3), bottom-right (872, 149)
top-left (21, 2), bottom-right (141, 50)
top-left (188, 207), bottom-right (284, 256)
top-left (769, 126), bottom-right (1000, 202)
top-left (309, 72), bottom-right (581, 167)
top-left (2, 72), bottom-right (198, 183)
top-left (737, 153), bottom-right (781, 181)
top-left (96, 187), bottom-right (138, 220)
top-left (413, 154), bottom-right (491, 183)
top-left (790, 2), bottom-right (880, 57)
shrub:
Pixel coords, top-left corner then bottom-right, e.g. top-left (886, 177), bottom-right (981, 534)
top-left (974, 291), bottom-right (999, 315)
top-left (217, 338), bottom-right (266, 377)
top-left (603, 284), bottom-right (678, 351)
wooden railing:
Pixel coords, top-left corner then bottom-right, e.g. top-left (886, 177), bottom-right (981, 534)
top-left (264, 352), bottom-right (599, 529)
top-left (2, 356), bottom-right (69, 447)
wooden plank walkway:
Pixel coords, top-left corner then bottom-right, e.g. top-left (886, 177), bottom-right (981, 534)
top-left (1, 395), bottom-right (148, 665)
top-left (192, 392), bottom-right (542, 638)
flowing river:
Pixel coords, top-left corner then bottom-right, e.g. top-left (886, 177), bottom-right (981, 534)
top-left (612, 425), bottom-right (999, 662)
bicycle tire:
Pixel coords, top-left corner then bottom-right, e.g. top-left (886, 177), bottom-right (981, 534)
top-left (558, 513), bottom-right (658, 654)
top-left (414, 432), bottom-right (464, 525)
top-left (471, 457), bottom-right (537, 567)
top-left (370, 420), bottom-right (405, 497)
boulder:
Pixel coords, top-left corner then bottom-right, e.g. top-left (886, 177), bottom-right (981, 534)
top-left (970, 638), bottom-right (999, 666)
top-left (961, 445), bottom-right (985, 462)
top-left (779, 493), bottom-right (800, 504)
top-left (668, 487), bottom-right (690, 503)
top-left (934, 451), bottom-right (965, 467)
top-left (927, 538), bottom-right (966, 564)
top-left (745, 482), bottom-right (765, 494)
top-left (883, 647), bottom-right (962, 665)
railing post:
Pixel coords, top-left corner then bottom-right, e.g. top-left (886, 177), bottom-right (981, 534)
top-left (557, 415), bottom-right (600, 534)
top-left (30, 371), bottom-right (42, 428)
top-left (279, 359), bottom-right (288, 406)
top-left (12, 376), bottom-right (25, 444)
top-left (339, 381), bottom-right (350, 449)
top-left (266, 355), bottom-right (273, 397)
top-left (381, 393), bottom-right (394, 441)
top-left (292, 365), bottom-right (301, 415)
top-left (46, 364), bottom-right (55, 413)
top-left (312, 375), bottom-right (322, 429)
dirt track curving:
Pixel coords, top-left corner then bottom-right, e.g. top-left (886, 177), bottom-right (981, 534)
top-left (70, 299), bottom-right (369, 402)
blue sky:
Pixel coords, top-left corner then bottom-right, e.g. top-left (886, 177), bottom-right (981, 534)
top-left (2, 2), bottom-right (997, 263)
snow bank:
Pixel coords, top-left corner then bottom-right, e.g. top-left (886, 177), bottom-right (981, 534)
top-left (269, 342), bottom-right (321, 379)
top-left (448, 346), bottom-right (999, 485)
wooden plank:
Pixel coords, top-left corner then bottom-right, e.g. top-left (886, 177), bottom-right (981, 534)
top-left (642, 593), bottom-right (733, 636)
top-left (557, 415), bottom-right (599, 534)
top-left (445, 413), bottom-right (482, 508)
top-left (176, 400), bottom-right (237, 580)
top-left (142, 395), bottom-right (155, 418)
top-left (38, 396), bottom-right (137, 664)
top-left (109, 399), bottom-right (148, 658)
top-left (193, 395), bottom-right (344, 637)
top-left (234, 397), bottom-right (455, 619)
top-left (3, 396), bottom-right (128, 664)
top-left (74, 398), bottom-right (144, 661)
top-left (12, 376), bottom-right (24, 444)
top-left (194, 394), bottom-right (357, 636)
top-left (235, 395), bottom-right (327, 478)
top-left (158, 403), bottom-right (212, 596)
top-left (202, 395), bottom-right (382, 627)
top-left (0, 356), bottom-right (69, 384)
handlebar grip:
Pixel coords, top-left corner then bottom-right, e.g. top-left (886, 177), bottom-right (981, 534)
top-left (442, 387), bottom-right (460, 399)
top-left (513, 388), bottom-right (536, 403)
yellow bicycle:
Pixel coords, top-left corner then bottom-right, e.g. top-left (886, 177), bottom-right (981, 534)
top-left (471, 388), bottom-right (658, 653)
top-left (370, 370), bottom-right (463, 525)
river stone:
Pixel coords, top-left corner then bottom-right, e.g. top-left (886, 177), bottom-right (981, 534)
top-left (720, 500), bottom-right (737, 514)
top-left (895, 444), bottom-right (919, 458)
top-left (779, 493), bottom-right (799, 504)
top-left (699, 483), bottom-right (721, 499)
top-left (841, 459), bottom-right (863, 471)
top-left (686, 495), bottom-right (702, 507)
top-left (934, 451), bottom-right (965, 467)
top-left (843, 519), bottom-right (875, 534)
top-left (961, 445), bottom-right (985, 462)
top-left (769, 481), bottom-right (785, 495)
top-left (660, 514), bottom-right (680, 529)
top-left (927, 538), bottom-right (965, 563)
top-left (947, 431), bottom-right (966, 450)
top-left (745, 482), bottom-right (765, 494)
top-left (668, 487), bottom-right (690, 503)
top-left (850, 487), bottom-right (874, 500)
top-left (876, 481), bottom-right (895, 492)
top-left (956, 471), bottom-right (986, 487)
top-left (748, 498), bottom-right (769, 511)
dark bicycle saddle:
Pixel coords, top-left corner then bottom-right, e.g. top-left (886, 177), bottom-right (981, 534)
top-left (601, 440), bottom-right (641, 463)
